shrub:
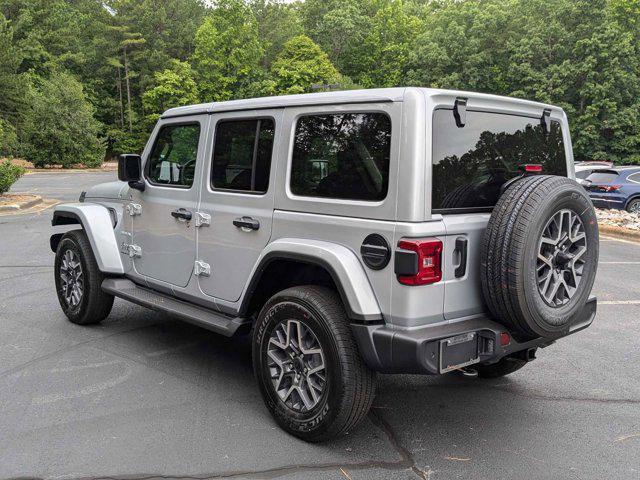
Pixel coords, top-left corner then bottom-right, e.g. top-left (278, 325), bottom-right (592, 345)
top-left (0, 160), bottom-right (25, 194)
top-left (20, 71), bottom-right (105, 168)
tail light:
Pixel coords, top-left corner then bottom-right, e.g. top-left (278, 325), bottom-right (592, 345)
top-left (523, 164), bottom-right (543, 173)
top-left (597, 185), bottom-right (622, 192)
top-left (395, 238), bottom-right (443, 286)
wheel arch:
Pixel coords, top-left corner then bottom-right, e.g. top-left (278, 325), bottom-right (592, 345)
top-left (51, 204), bottom-right (124, 275)
top-left (239, 239), bottom-right (384, 324)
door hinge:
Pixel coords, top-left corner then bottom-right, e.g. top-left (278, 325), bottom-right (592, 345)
top-left (194, 261), bottom-right (210, 277)
top-left (195, 212), bottom-right (211, 227)
top-left (126, 244), bottom-right (142, 258)
top-left (126, 203), bottom-right (142, 216)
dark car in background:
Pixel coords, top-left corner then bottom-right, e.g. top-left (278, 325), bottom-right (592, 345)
top-left (584, 166), bottom-right (640, 213)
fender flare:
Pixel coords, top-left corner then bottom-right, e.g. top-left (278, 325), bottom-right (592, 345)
top-left (239, 238), bottom-right (383, 323)
top-left (51, 203), bottom-right (124, 274)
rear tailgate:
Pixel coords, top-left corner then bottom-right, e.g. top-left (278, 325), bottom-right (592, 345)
top-left (431, 106), bottom-right (570, 320)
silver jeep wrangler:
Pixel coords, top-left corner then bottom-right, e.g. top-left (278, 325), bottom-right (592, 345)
top-left (50, 88), bottom-right (598, 442)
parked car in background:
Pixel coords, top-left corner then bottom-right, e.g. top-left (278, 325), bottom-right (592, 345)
top-left (584, 166), bottom-right (640, 213)
top-left (574, 161), bottom-right (613, 185)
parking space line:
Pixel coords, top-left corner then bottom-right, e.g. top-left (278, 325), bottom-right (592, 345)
top-left (599, 261), bottom-right (640, 264)
top-left (600, 236), bottom-right (640, 245)
top-left (599, 300), bottom-right (640, 305)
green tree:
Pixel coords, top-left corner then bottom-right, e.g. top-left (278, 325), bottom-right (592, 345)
top-left (21, 72), bottom-right (105, 168)
top-left (142, 60), bottom-right (199, 123)
top-left (357, 1), bottom-right (423, 88)
top-left (251, 0), bottom-right (304, 67)
top-left (192, 0), bottom-right (264, 101)
top-left (0, 12), bottom-right (23, 156)
top-left (271, 35), bottom-right (342, 94)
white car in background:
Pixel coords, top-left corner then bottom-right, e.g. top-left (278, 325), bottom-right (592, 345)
top-left (575, 161), bottom-right (614, 185)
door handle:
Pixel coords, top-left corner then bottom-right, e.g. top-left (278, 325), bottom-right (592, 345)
top-left (233, 216), bottom-right (260, 231)
top-left (454, 237), bottom-right (468, 278)
top-left (171, 208), bottom-right (192, 221)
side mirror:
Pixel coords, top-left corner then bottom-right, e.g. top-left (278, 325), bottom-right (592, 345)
top-left (118, 154), bottom-right (145, 192)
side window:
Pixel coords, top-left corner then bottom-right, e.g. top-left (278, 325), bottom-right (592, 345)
top-left (211, 118), bottom-right (275, 193)
top-left (628, 172), bottom-right (640, 184)
top-left (146, 123), bottom-right (201, 187)
top-left (290, 113), bottom-right (391, 201)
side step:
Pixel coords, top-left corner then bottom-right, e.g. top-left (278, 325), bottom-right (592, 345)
top-left (101, 278), bottom-right (250, 337)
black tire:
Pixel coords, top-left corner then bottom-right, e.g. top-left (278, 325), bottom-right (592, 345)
top-left (626, 198), bottom-right (640, 214)
top-left (252, 286), bottom-right (376, 442)
top-left (476, 357), bottom-right (527, 378)
top-left (440, 183), bottom-right (477, 209)
top-left (54, 229), bottom-right (114, 325)
top-left (481, 175), bottom-right (599, 339)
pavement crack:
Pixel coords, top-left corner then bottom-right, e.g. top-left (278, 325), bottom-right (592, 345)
top-left (369, 409), bottom-right (428, 479)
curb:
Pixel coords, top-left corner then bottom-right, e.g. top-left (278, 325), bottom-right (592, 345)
top-left (24, 166), bottom-right (118, 174)
top-left (599, 224), bottom-right (640, 243)
top-left (0, 195), bottom-right (42, 212)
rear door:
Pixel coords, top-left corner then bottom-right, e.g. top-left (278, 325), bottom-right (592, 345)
top-left (432, 108), bottom-right (569, 320)
top-left (197, 109), bottom-right (282, 302)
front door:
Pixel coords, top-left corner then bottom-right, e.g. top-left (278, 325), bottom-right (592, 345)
top-left (197, 109), bottom-right (282, 302)
top-left (131, 117), bottom-right (206, 287)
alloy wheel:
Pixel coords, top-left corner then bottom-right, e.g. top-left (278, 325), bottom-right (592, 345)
top-left (536, 209), bottom-right (587, 307)
top-left (59, 249), bottom-right (84, 308)
top-left (266, 319), bottom-right (327, 412)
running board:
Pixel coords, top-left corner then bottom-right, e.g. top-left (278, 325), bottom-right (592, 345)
top-left (101, 278), bottom-right (250, 337)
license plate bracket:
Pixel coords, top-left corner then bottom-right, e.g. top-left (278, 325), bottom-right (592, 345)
top-left (439, 332), bottom-right (480, 373)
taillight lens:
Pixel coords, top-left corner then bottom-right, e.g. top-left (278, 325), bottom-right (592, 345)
top-left (397, 238), bottom-right (443, 286)
top-left (523, 164), bottom-right (543, 173)
top-left (598, 184), bottom-right (622, 192)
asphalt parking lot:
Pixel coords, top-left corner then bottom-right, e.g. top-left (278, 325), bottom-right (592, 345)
top-left (1, 171), bottom-right (639, 480)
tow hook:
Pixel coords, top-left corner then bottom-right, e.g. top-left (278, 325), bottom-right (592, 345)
top-left (508, 347), bottom-right (538, 363)
top-left (526, 348), bottom-right (537, 362)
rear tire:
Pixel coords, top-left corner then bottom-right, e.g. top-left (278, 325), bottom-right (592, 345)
top-left (54, 229), bottom-right (114, 325)
top-left (252, 286), bottom-right (376, 442)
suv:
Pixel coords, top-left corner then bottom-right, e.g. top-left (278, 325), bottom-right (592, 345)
top-left (50, 88), bottom-right (599, 442)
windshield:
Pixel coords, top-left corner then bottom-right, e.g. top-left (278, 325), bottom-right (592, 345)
top-left (432, 109), bottom-right (567, 212)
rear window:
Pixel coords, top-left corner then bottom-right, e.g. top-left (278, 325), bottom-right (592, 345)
top-left (432, 109), bottom-right (567, 212)
top-left (585, 171), bottom-right (619, 183)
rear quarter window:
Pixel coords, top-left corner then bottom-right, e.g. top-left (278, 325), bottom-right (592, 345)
top-left (432, 109), bottom-right (567, 212)
top-left (290, 113), bottom-right (391, 201)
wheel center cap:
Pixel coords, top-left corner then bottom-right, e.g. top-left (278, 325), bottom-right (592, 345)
top-left (555, 250), bottom-right (573, 269)
top-left (293, 356), bottom-right (304, 374)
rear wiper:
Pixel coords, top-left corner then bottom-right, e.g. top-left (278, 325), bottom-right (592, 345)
top-left (454, 98), bottom-right (467, 128)
top-left (541, 109), bottom-right (551, 134)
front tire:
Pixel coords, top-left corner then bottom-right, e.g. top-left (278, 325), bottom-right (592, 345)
top-left (252, 286), bottom-right (376, 442)
top-left (54, 229), bottom-right (114, 325)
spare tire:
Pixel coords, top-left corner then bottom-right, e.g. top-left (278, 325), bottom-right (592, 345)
top-left (480, 175), bottom-right (599, 339)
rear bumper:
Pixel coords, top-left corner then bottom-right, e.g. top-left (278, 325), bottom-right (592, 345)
top-left (352, 297), bottom-right (597, 375)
